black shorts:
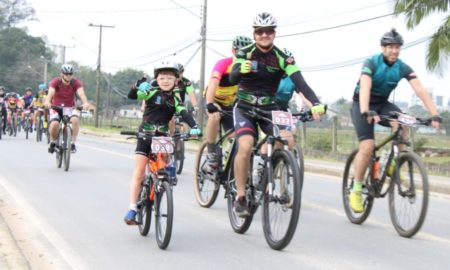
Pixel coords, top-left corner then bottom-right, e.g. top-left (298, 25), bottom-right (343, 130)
top-left (233, 102), bottom-right (278, 139)
top-left (351, 101), bottom-right (401, 141)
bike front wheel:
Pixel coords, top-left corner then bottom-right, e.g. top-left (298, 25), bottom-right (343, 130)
top-left (56, 128), bottom-right (63, 168)
top-left (63, 126), bottom-right (72, 171)
top-left (137, 182), bottom-right (152, 236)
top-left (342, 150), bottom-right (374, 224)
top-left (193, 141), bottom-right (220, 208)
top-left (175, 138), bottom-right (185, 174)
top-left (262, 149), bottom-right (302, 250)
top-left (36, 118), bottom-right (42, 142)
top-left (155, 181), bottom-right (173, 249)
top-left (388, 152), bottom-right (429, 238)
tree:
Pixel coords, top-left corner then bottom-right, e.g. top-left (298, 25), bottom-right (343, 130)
top-left (408, 104), bottom-right (428, 116)
top-left (440, 110), bottom-right (450, 135)
top-left (0, 0), bottom-right (35, 29)
top-left (394, 0), bottom-right (450, 75)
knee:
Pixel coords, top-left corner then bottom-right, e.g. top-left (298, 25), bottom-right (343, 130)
top-left (358, 142), bottom-right (374, 157)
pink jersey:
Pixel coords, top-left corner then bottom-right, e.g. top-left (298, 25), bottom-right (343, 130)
top-left (210, 57), bottom-right (238, 107)
top-left (49, 77), bottom-right (83, 107)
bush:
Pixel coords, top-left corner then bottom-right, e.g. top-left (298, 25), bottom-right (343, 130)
top-left (306, 133), bottom-right (332, 151)
top-left (414, 137), bottom-right (428, 151)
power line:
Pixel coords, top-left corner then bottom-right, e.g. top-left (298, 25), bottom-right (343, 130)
top-left (184, 44), bottom-right (202, 69)
top-left (36, 6), bottom-right (200, 14)
top-left (206, 46), bottom-right (227, 58)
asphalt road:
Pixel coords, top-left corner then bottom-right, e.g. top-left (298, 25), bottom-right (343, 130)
top-left (0, 131), bottom-right (450, 270)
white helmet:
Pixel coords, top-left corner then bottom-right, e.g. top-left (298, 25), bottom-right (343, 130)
top-left (253, 12), bottom-right (277, 28)
top-left (60, 64), bottom-right (74, 74)
top-left (154, 61), bottom-right (179, 78)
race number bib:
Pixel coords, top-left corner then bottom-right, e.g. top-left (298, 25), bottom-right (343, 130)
top-left (151, 136), bottom-right (174, 153)
top-left (272, 111), bottom-right (293, 126)
top-left (397, 113), bottom-right (416, 126)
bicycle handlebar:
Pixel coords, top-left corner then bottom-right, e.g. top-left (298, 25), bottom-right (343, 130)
top-left (120, 130), bottom-right (198, 141)
top-left (380, 111), bottom-right (431, 127)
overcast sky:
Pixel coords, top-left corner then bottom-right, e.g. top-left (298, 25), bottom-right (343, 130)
top-left (22, 0), bottom-right (450, 105)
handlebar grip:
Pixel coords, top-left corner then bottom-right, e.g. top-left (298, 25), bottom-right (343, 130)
top-left (120, 131), bottom-right (137, 136)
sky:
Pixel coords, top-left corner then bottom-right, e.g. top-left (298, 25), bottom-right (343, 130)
top-left (21, 0), bottom-right (450, 105)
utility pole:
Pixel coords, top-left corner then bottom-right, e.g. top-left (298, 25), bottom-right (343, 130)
top-left (89, 23), bottom-right (115, 128)
top-left (198, 0), bottom-right (207, 129)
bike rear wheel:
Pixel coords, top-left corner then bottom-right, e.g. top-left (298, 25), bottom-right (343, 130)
top-left (388, 152), bottom-right (429, 238)
top-left (262, 149), bottom-right (302, 250)
top-left (194, 141), bottom-right (220, 208)
top-left (342, 149), bottom-right (374, 224)
top-left (175, 137), bottom-right (184, 174)
top-left (63, 126), bottom-right (72, 171)
top-left (155, 181), bottom-right (173, 249)
top-left (25, 119), bottom-right (29, 139)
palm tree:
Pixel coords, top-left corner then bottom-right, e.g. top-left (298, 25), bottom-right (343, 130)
top-left (394, 0), bottom-right (450, 75)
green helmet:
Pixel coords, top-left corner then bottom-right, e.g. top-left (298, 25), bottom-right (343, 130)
top-left (232, 36), bottom-right (252, 50)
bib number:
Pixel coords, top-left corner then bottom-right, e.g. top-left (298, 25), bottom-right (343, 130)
top-left (151, 136), bottom-right (174, 153)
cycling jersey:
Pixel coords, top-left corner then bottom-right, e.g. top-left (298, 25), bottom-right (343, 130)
top-left (352, 53), bottom-right (416, 104)
top-left (230, 44), bottom-right (320, 105)
top-left (49, 77), bottom-right (83, 107)
top-left (22, 95), bottom-right (34, 109)
top-left (33, 93), bottom-right (47, 107)
top-left (174, 77), bottom-right (194, 104)
top-left (210, 57), bottom-right (238, 107)
top-left (128, 86), bottom-right (196, 132)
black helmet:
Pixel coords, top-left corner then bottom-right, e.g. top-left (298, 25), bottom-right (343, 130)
top-left (154, 61), bottom-right (179, 78)
top-left (232, 36), bottom-right (252, 50)
top-left (380, 28), bottom-right (404, 46)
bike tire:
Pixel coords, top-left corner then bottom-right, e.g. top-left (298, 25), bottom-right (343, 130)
top-left (63, 126), bottom-right (72, 171)
top-left (56, 128), bottom-right (63, 168)
top-left (226, 155), bottom-right (253, 234)
top-left (342, 149), bottom-right (374, 224)
top-left (292, 143), bottom-right (304, 188)
top-left (13, 115), bottom-right (17, 136)
top-left (36, 118), bottom-right (42, 142)
top-left (155, 181), bottom-right (173, 250)
top-left (262, 149), bottom-right (302, 250)
top-left (0, 116), bottom-right (2, 140)
top-left (137, 182), bottom-right (152, 236)
top-left (25, 119), bottom-right (29, 140)
top-left (193, 141), bottom-right (220, 208)
top-left (388, 151), bottom-right (429, 238)
top-left (175, 138), bottom-right (185, 174)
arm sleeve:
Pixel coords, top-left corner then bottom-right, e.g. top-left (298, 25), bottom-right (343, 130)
top-left (180, 110), bottom-right (197, 128)
top-left (128, 87), bottom-right (138, 99)
top-left (229, 55), bottom-right (245, 84)
top-left (290, 71), bottom-right (320, 104)
top-left (185, 81), bottom-right (194, 93)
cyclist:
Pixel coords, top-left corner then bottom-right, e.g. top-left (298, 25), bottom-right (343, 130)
top-left (44, 64), bottom-right (90, 154)
top-left (124, 61), bottom-right (201, 225)
top-left (172, 63), bottom-right (198, 133)
top-left (349, 29), bottom-right (442, 213)
top-left (20, 87), bottom-right (34, 132)
top-left (0, 86), bottom-right (7, 134)
top-left (203, 35), bottom-right (253, 172)
top-left (32, 83), bottom-right (48, 129)
top-left (229, 12), bottom-right (326, 216)
top-left (5, 91), bottom-right (21, 134)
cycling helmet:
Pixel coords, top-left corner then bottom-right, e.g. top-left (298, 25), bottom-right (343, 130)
top-left (0, 86), bottom-right (5, 91)
top-left (177, 63), bottom-right (184, 74)
top-left (60, 64), bottom-right (74, 74)
top-left (380, 28), bottom-right (404, 46)
top-left (154, 61), bottom-right (179, 78)
top-left (38, 83), bottom-right (47, 90)
top-left (253, 12), bottom-right (277, 28)
top-left (232, 35), bottom-right (253, 50)
top-left (24, 87), bottom-right (32, 92)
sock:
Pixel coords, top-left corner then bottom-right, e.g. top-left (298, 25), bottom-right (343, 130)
top-left (129, 203), bottom-right (137, 211)
top-left (353, 181), bottom-right (363, 192)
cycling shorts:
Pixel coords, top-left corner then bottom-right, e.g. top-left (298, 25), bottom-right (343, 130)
top-left (233, 102), bottom-right (279, 140)
top-left (49, 107), bottom-right (80, 122)
top-left (351, 101), bottom-right (401, 141)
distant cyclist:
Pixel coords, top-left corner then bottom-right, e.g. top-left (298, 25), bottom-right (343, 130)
top-left (229, 12), bottom-right (325, 216)
top-left (349, 29), bottom-right (441, 213)
top-left (203, 35), bottom-right (253, 173)
top-left (44, 64), bottom-right (90, 154)
top-left (32, 83), bottom-right (48, 129)
top-left (0, 86), bottom-right (7, 134)
top-left (123, 61), bottom-right (201, 225)
top-left (20, 87), bottom-right (34, 132)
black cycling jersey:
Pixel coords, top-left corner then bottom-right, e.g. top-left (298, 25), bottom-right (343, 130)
top-left (230, 44), bottom-right (320, 105)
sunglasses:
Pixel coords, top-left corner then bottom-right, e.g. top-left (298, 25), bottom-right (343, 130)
top-left (63, 73), bottom-right (73, 75)
top-left (254, 28), bottom-right (275, 36)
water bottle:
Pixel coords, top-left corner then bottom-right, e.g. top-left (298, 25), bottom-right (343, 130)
top-left (377, 149), bottom-right (389, 178)
top-left (166, 161), bottom-right (177, 184)
top-left (222, 138), bottom-right (234, 168)
top-left (252, 155), bottom-right (264, 186)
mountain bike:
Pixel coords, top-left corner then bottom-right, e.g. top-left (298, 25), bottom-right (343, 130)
top-left (52, 106), bottom-right (80, 172)
top-left (23, 108), bottom-right (32, 140)
top-left (121, 130), bottom-right (191, 249)
top-left (227, 104), bottom-right (303, 250)
top-left (342, 111), bottom-right (432, 238)
top-left (173, 115), bottom-right (185, 174)
top-left (6, 109), bottom-right (18, 137)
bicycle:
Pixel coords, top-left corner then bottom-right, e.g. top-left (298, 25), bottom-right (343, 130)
top-left (6, 109), bottom-right (18, 137)
top-left (52, 106), bottom-right (80, 172)
top-left (342, 111), bottom-right (432, 238)
top-left (121, 130), bottom-right (191, 249)
top-left (228, 104), bottom-right (303, 250)
top-left (23, 108), bottom-right (32, 140)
